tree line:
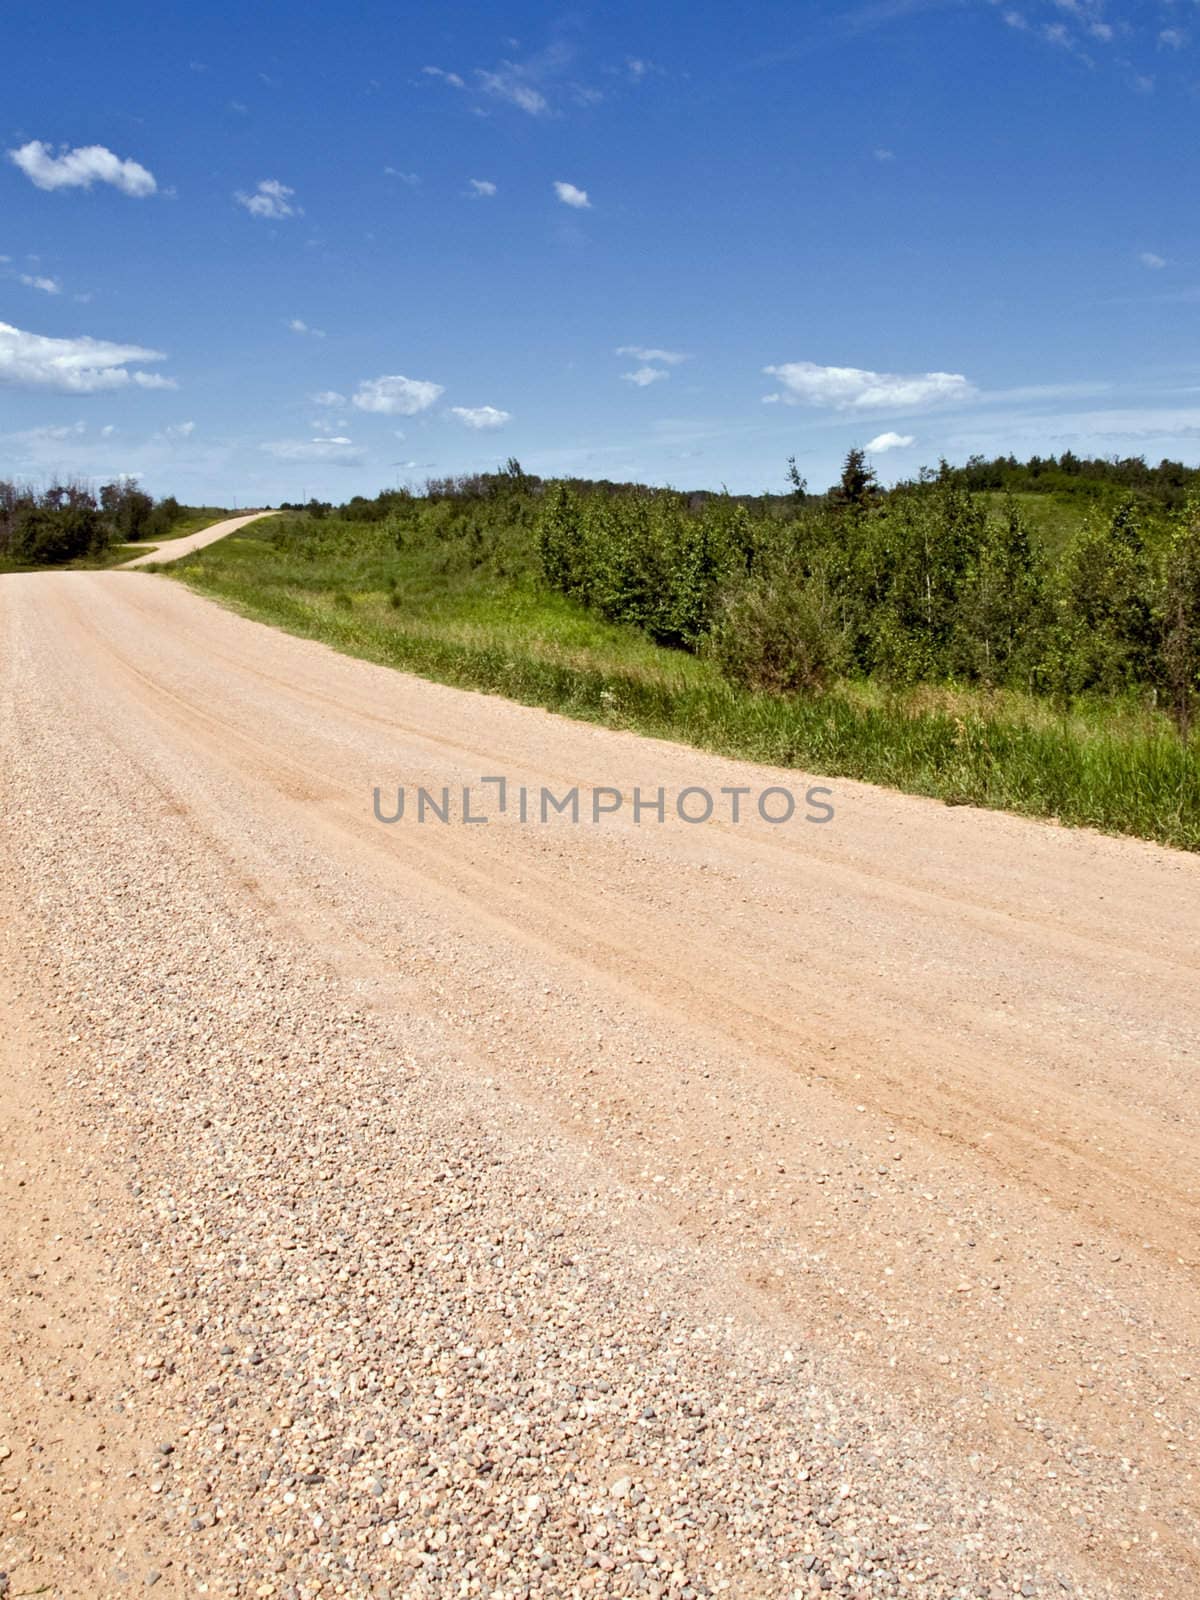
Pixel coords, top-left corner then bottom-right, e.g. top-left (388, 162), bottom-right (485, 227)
top-left (0, 479), bottom-right (188, 565)
top-left (534, 452), bottom-right (1200, 737)
top-left (278, 448), bottom-right (1200, 741)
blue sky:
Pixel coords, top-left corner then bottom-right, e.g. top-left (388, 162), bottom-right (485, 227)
top-left (1, 0), bottom-right (1198, 502)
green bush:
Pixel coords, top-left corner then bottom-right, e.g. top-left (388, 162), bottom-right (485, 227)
top-left (709, 566), bottom-right (848, 693)
top-left (11, 502), bottom-right (103, 564)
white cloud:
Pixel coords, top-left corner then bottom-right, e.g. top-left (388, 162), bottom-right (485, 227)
top-left (289, 317), bottom-right (325, 337)
top-left (19, 273), bottom-right (61, 294)
top-left (165, 421), bottom-right (196, 439)
top-left (468, 179), bottom-right (498, 198)
top-left (450, 404), bottom-right (512, 429)
top-left (261, 437), bottom-right (366, 463)
top-left (0, 422), bottom-right (86, 446)
top-left (311, 390), bottom-right (347, 407)
top-left (1139, 251), bottom-right (1167, 270)
top-left (384, 167), bottom-right (420, 185)
top-left (981, 381), bottom-right (1111, 404)
top-left (0, 320), bottom-right (171, 394)
top-left (479, 69), bottom-right (549, 115)
top-left (1159, 28), bottom-right (1186, 50)
top-left (762, 360), bottom-right (974, 411)
top-left (616, 345), bottom-right (686, 365)
top-left (873, 147), bottom-right (895, 162)
top-left (352, 374), bottom-right (444, 415)
top-left (235, 179), bottom-right (301, 220)
top-left (553, 180), bottom-right (590, 209)
top-left (622, 366), bottom-right (670, 388)
top-left (866, 431), bottom-right (915, 453)
top-left (423, 65), bottom-right (466, 88)
top-left (8, 140), bottom-right (157, 197)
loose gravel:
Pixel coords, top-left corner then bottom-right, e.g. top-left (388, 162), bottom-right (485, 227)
top-left (1, 558), bottom-right (1196, 1598)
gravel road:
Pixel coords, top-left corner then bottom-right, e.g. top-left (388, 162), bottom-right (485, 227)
top-left (118, 511), bottom-right (276, 568)
top-left (1, 525), bottom-right (1197, 1599)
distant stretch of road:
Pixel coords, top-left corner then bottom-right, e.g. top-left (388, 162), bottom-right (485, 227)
top-left (119, 509), bottom-right (277, 567)
top-left (0, 518), bottom-right (1196, 1596)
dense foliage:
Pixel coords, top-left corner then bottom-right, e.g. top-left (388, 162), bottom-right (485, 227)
top-left (267, 452), bottom-right (1200, 741)
top-left (946, 450), bottom-right (1199, 512)
top-left (534, 459), bottom-right (1200, 736)
top-left (0, 479), bottom-right (192, 567)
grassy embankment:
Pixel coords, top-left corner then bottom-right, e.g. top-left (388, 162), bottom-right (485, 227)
top-left (164, 511), bottom-right (1200, 851)
top-left (140, 506), bottom-right (234, 542)
top-left (0, 542), bottom-right (145, 574)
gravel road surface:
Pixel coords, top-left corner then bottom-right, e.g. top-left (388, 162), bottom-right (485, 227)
top-left (1, 527), bottom-right (1197, 1599)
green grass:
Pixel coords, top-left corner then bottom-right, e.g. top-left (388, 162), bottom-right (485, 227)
top-left (143, 506), bottom-right (234, 540)
top-left (160, 513), bottom-right (1200, 852)
top-left (0, 541), bottom-right (152, 574)
top-left (975, 487), bottom-right (1176, 562)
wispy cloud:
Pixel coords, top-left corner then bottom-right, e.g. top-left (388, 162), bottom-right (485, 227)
top-left (288, 318), bottom-right (325, 337)
top-left (0, 320), bottom-right (172, 394)
top-left (865, 430), bottom-right (915, 452)
top-left (261, 436), bottom-right (365, 463)
top-left (423, 65), bottom-right (466, 89)
top-left (763, 360), bottom-right (974, 411)
top-left (450, 404), bottom-right (511, 429)
top-left (622, 366), bottom-right (670, 388)
top-left (235, 179), bottom-right (301, 220)
top-left (8, 140), bottom-right (158, 197)
top-left (19, 273), bottom-right (61, 295)
top-left (554, 180), bottom-right (590, 209)
top-left (468, 179), bottom-right (498, 198)
top-left (1139, 251), bottom-right (1167, 270)
top-left (425, 35), bottom-right (593, 119)
top-left (384, 167), bottom-right (420, 185)
top-left (352, 374), bottom-right (444, 415)
top-left (311, 389), bottom-right (347, 407)
top-left (479, 68), bottom-right (549, 115)
top-left (617, 345), bottom-right (687, 366)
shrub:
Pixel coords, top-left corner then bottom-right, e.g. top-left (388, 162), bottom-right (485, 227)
top-left (709, 567), bottom-right (848, 694)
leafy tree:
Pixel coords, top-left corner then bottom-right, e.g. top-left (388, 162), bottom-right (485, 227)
top-left (1160, 505), bottom-right (1200, 739)
top-left (100, 477), bottom-right (155, 541)
top-left (955, 495), bottom-right (1042, 684)
top-left (1047, 498), bottom-right (1155, 694)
